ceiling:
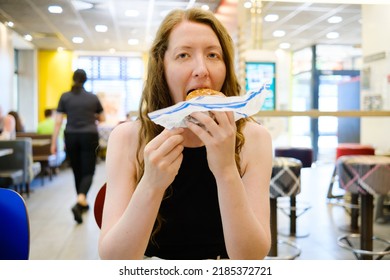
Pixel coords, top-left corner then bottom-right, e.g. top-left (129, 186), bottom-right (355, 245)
top-left (0, 0), bottom-right (364, 53)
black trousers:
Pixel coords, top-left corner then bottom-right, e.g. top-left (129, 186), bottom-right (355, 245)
top-left (64, 132), bottom-right (99, 197)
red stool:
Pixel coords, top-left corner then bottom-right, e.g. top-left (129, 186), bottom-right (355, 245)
top-left (327, 143), bottom-right (375, 200)
top-left (327, 143), bottom-right (375, 233)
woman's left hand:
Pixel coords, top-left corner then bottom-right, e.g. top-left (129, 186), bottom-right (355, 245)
top-left (186, 111), bottom-right (237, 177)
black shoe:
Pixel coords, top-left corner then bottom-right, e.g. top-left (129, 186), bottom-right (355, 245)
top-left (79, 204), bottom-right (90, 213)
top-left (71, 204), bottom-right (83, 224)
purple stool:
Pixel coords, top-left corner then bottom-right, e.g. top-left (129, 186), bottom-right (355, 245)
top-left (274, 147), bottom-right (313, 238)
top-left (267, 157), bottom-right (302, 259)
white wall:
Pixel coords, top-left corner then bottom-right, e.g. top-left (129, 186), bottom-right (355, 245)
top-left (0, 23), bottom-right (15, 112)
top-left (361, 5), bottom-right (390, 154)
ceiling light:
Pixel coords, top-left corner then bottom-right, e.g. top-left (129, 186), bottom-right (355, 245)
top-left (243, 1), bottom-right (252, 9)
top-left (24, 34), bottom-right (33, 41)
top-left (201, 5), bottom-right (209, 11)
top-left (326, 32), bottom-right (339, 39)
top-left (5, 21), bottom-right (14, 27)
top-left (72, 36), bottom-right (84, 44)
top-left (279, 42), bottom-right (291, 49)
top-left (264, 14), bottom-right (279, 22)
top-left (95, 25), bottom-right (108, 32)
top-left (125, 10), bottom-right (139, 17)
top-left (48, 5), bottom-right (63, 14)
top-left (272, 30), bottom-right (286, 37)
top-left (327, 16), bottom-right (343, 24)
top-left (128, 39), bottom-right (139, 45)
top-left (71, 0), bottom-right (93, 11)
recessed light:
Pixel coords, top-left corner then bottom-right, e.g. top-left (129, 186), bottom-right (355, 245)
top-left (128, 39), bottom-right (139, 45)
top-left (48, 5), bottom-right (63, 14)
top-left (95, 25), bottom-right (108, 32)
top-left (243, 1), bottom-right (252, 9)
top-left (24, 34), bottom-right (33, 41)
top-left (72, 37), bottom-right (84, 44)
top-left (273, 30), bottom-right (286, 37)
top-left (125, 10), bottom-right (139, 17)
top-left (5, 21), bottom-right (14, 27)
top-left (279, 42), bottom-right (291, 49)
top-left (326, 32), bottom-right (339, 39)
top-left (264, 14), bottom-right (279, 22)
top-left (327, 16), bottom-right (343, 24)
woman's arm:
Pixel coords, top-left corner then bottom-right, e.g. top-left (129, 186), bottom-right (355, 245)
top-left (50, 113), bottom-right (64, 154)
top-left (98, 122), bottom-right (184, 259)
top-left (187, 112), bottom-right (272, 259)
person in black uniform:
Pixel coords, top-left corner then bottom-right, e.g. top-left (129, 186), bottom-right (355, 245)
top-left (51, 69), bottom-right (105, 224)
top-left (98, 8), bottom-right (272, 259)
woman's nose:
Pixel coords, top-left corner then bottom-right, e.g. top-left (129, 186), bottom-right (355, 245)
top-left (192, 57), bottom-right (209, 78)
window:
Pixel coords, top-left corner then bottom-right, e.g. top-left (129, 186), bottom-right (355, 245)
top-left (75, 55), bottom-right (144, 123)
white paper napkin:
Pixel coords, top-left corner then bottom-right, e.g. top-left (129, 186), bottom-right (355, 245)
top-left (148, 84), bottom-right (270, 129)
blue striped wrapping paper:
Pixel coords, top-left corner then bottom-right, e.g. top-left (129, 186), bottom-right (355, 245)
top-left (148, 84), bottom-right (270, 129)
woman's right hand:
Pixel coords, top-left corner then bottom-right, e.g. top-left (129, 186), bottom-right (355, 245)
top-left (141, 128), bottom-right (184, 192)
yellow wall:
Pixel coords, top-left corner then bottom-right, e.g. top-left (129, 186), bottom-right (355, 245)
top-left (37, 50), bottom-right (74, 121)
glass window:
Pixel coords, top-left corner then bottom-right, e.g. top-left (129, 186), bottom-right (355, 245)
top-left (75, 55), bottom-right (144, 123)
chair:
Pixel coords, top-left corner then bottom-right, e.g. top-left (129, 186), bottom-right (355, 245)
top-left (94, 183), bottom-right (106, 229)
top-left (267, 157), bottom-right (302, 260)
top-left (0, 138), bottom-right (41, 196)
top-left (0, 188), bottom-right (30, 260)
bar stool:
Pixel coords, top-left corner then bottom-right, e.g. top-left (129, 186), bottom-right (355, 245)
top-left (336, 155), bottom-right (390, 260)
top-left (274, 147), bottom-right (313, 238)
top-left (267, 157), bottom-right (302, 260)
top-left (327, 143), bottom-right (375, 233)
top-left (327, 143), bottom-right (375, 201)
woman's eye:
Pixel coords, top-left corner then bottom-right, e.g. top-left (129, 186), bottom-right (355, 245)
top-left (208, 53), bottom-right (220, 59)
top-left (177, 53), bottom-right (189, 59)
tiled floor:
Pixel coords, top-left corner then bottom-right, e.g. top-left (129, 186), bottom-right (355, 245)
top-left (23, 160), bottom-right (390, 260)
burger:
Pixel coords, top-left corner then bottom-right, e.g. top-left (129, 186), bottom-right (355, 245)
top-left (186, 88), bottom-right (225, 101)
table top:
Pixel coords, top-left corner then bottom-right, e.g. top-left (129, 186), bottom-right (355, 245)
top-left (337, 155), bottom-right (390, 195)
top-left (0, 148), bottom-right (13, 157)
top-left (32, 139), bottom-right (51, 146)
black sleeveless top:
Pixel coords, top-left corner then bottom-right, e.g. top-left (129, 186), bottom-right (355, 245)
top-left (145, 146), bottom-right (228, 259)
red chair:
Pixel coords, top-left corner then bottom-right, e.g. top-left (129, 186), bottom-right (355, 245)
top-left (94, 183), bottom-right (106, 229)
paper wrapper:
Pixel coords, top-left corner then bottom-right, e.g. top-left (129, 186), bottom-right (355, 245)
top-left (148, 84), bottom-right (270, 129)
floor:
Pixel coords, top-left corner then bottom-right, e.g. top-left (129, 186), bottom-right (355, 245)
top-left (23, 160), bottom-right (390, 260)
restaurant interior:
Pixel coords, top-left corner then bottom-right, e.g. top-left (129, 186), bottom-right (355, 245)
top-left (0, 0), bottom-right (389, 260)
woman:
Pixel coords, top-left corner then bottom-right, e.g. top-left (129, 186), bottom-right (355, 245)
top-left (99, 8), bottom-right (272, 259)
top-left (0, 106), bottom-right (16, 140)
top-left (51, 69), bottom-right (105, 224)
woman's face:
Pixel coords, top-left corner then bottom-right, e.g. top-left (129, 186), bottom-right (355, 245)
top-left (164, 21), bottom-right (226, 104)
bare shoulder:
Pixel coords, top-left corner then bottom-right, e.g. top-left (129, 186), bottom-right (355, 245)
top-left (106, 121), bottom-right (141, 161)
top-left (242, 120), bottom-right (272, 144)
top-left (108, 121), bottom-right (140, 145)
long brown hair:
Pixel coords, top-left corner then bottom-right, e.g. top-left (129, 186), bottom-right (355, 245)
top-left (136, 8), bottom-right (249, 235)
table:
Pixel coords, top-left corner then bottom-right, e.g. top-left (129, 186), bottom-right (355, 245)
top-left (336, 155), bottom-right (390, 259)
top-left (31, 139), bottom-right (51, 146)
top-left (0, 148), bottom-right (13, 157)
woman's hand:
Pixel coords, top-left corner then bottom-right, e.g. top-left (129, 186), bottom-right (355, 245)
top-left (186, 111), bottom-right (236, 177)
top-left (142, 128), bottom-right (184, 192)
